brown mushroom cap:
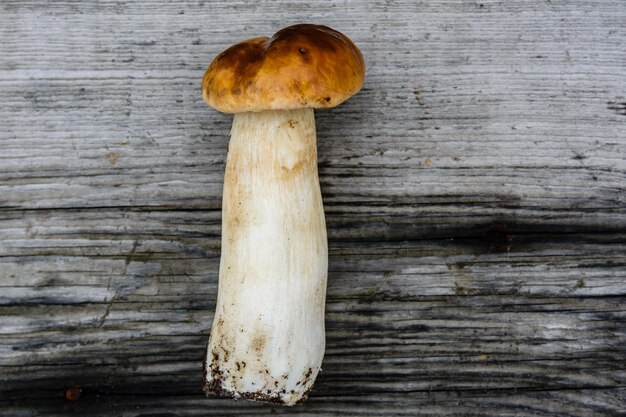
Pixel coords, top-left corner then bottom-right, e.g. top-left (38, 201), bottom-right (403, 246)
top-left (202, 24), bottom-right (365, 113)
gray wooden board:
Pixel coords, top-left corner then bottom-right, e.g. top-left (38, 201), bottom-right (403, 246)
top-left (1, 0), bottom-right (625, 415)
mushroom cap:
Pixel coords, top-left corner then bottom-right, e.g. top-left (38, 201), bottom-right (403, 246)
top-left (202, 24), bottom-right (365, 113)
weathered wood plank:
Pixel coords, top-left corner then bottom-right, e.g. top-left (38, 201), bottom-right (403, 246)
top-left (1, 0), bottom-right (625, 416)
top-left (1, 232), bottom-right (625, 415)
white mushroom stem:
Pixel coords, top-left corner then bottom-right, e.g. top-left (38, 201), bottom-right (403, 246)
top-left (204, 108), bottom-right (328, 405)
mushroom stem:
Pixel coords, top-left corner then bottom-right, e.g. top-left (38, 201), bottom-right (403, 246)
top-left (204, 108), bottom-right (328, 405)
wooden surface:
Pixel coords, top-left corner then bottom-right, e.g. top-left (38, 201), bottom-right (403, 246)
top-left (1, 1), bottom-right (625, 415)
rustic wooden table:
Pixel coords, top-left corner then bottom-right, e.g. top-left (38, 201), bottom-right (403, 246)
top-left (1, 1), bottom-right (625, 416)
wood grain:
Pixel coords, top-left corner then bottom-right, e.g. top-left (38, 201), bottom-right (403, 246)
top-left (1, 0), bottom-right (625, 416)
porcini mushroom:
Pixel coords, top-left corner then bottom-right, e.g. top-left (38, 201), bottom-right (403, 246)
top-left (201, 24), bottom-right (365, 405)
